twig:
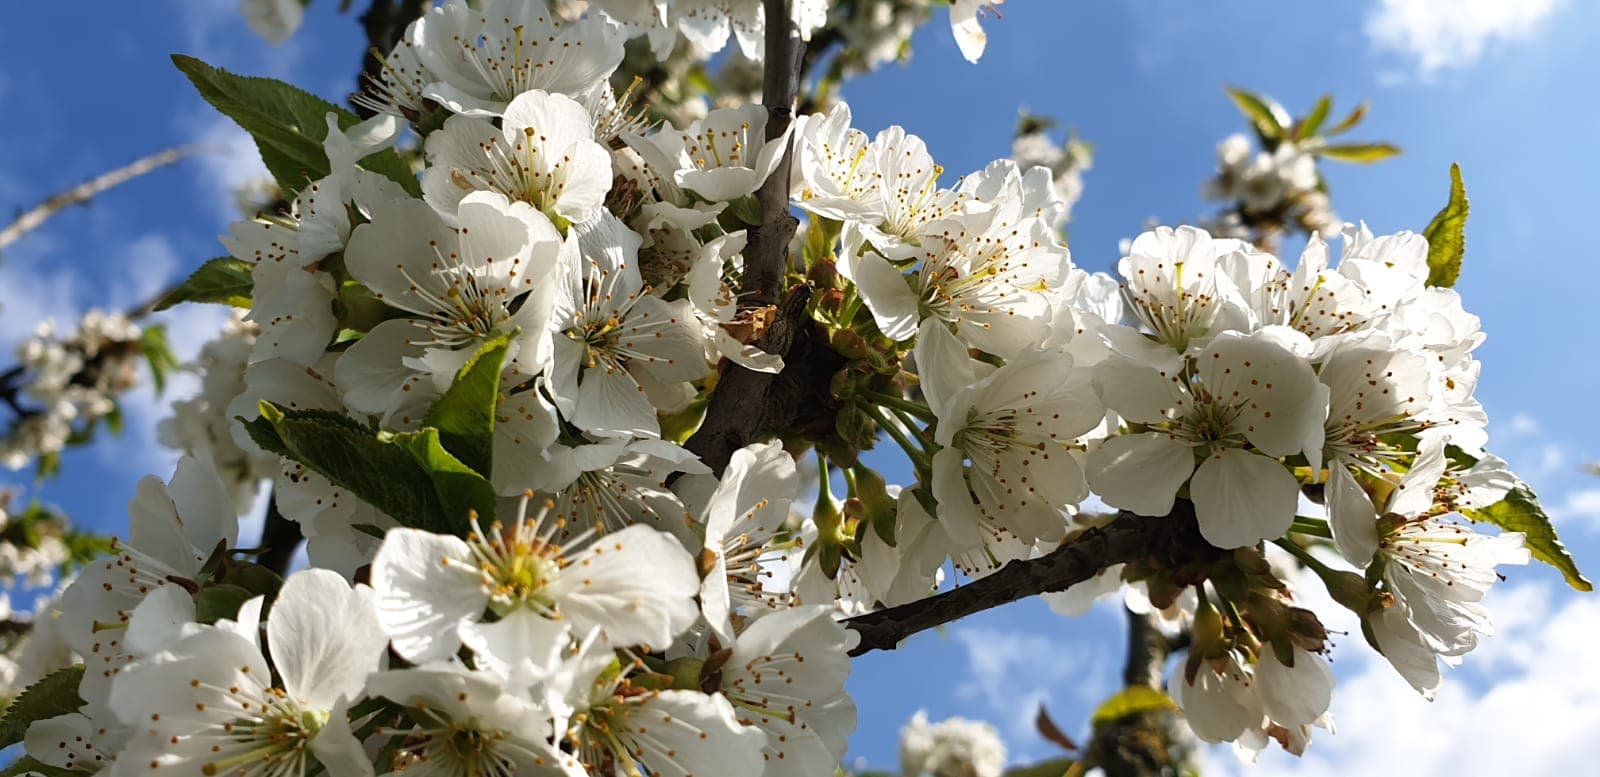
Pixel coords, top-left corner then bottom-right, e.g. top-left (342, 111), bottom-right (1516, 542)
top-left (0, 146), bottom-right (196, 252)
top-left (844, 504), bottom-right (1225, 656)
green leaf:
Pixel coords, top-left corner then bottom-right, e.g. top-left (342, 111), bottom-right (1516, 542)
top-left (1422, 162), bottom-right (1469, 288)
top-left (0, 757), bottom-right (77, 777)
top-left (727, 194), bottom-right (763, 226)
top-left (195, 583), bottom-right (256, 624)
top-left (1464, 484), bottom-right (1592, 592)
top-left (394, 428), bottom-right (498, 531)
top-left (156, 257), bottom-right (254, 311)
top-left (1225, 86), bottom-right (1289, 143)
top-left (1090, 685), bottom-right (1177, 726)
top-left (243, 403), bottom-right (455, 534)
top-left (1316, 142), bottom-right (1402, 163)
top-left (1296, 94), bottom-right (1333, 139)
top-left (0, 665), bottom-right (85, 749)
top-left (422, 334), bottom-right (510, 477)
top-left (1324, 100), bottom-right (1370, 136)
top-left (139, 325), bottom-right (179, 395)
top-left (216, 561), bottom-right (284, 597)
top-left (172, 54), bottom-right (420, 197)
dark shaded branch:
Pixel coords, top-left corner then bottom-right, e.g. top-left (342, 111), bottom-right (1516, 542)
top-left (684, 0), bottom-right (813, 476)
top-left (353, 0), bottom-right (428, 117)
top-left (255, 490), bottom-right (302, 575)
top-left (1122, 608), bottom-right (1168, 688)
top-left (845, 505), bottom-right (1225, 656)
top-left (742, 0), bottom-right (806, 307)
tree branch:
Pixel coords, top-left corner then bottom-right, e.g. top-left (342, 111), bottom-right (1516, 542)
top-left (684, 0), bottom-right (816, 475)
top-left (255, 490), bottom-right (301, 576)
top-left (844, 504), bottom-right (1225, 656)
top-left (1, 146), bottom-right (195, 252)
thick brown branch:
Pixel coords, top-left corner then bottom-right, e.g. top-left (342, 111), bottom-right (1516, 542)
top-left (1, 146), bottom-right (194, 252)
top-left (844, 505), bottom-right (1225, 656)
top-left (684, 0), bottom-right (813, 476)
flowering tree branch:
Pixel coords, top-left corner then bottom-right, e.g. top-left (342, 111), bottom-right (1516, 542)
top-left (844, 504), bottom-right (1226, 656)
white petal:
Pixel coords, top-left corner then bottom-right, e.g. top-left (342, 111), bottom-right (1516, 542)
top-left (546, 526), bottom-right (699, 649)
top-left (268, 568), bottom-right (387, 709)
top-left (1190, 448), bottom-right (1298, 548)
top-left (1255, 647), bottom-right (1334, 728)
top-left (371, 528), bottom-right (485, 663)
top-left (1085, 433), bottom-right (1194, 517)
top-left (1327, 462), bottom-right (1380, 565)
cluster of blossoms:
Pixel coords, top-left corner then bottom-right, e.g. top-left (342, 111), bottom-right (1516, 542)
top-left (1079, 224), bottom-right (1526, 755)
top-left (1, 311), bottom-right (147, 471)
top-left (27, 448), bottom-right (854, 775)
top-left (157, 312), bottom-right (271, 511)
top-left (1200, 133), bottom-right (1338, 241)
top-left (0, 492), bottom-right (70, 587)
top-left (11, 0), bottom-right (1553, 773)
top-left (897, 710), bottom-right (1007, 777)
top-left (1010, 115), bottom-right (1091, 223)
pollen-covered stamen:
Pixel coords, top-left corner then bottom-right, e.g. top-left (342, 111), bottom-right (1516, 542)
top-left (384, 707), bottom-right (528, 777)
top-left (384, 235), bottom-right (519, 348)
top-left (454, 494), bottom-right (592, 618)
top-left (353, 40), bottom-right (430, 119)
top-left (1123, 259), bottom-right (1221, 352)
top-left (717, 499), bottom-right (799, 613)
top-left (565, 252), bottom-right (680, 374)
top-left (185, 677), bottom-right (325, 777)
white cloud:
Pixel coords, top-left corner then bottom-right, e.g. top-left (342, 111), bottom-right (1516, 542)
top-left (186, 116), bottom-right (272, 227)
top-left (0, 240), bottom-right (81, 346)
top-left (1549, 487), bottom-right (1600, 528)
top-left (1494, 412), bottom-right (1541, 439)
top-left (1366, 0), bottom-right (1566, 79)
top-left (1210, 583), bottom-right (1600, 775)
top-left (952, 624), bottom-right (1117, 757)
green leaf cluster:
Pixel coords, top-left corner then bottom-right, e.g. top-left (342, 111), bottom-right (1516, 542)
top-left (240, 335), bottom-right (510, 536)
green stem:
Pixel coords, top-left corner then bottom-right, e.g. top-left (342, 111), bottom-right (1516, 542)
top-left (1273, 536), bottom-right (1338, 577)
top-left (861, 389), bottom-right (936, 423)
top-left (1288, 515), bottom-right (1333, 539)
top-left (863, 403), bottom-right (931, 474)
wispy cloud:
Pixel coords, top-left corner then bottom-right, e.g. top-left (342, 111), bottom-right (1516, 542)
top-left (1365, 0), bottom-right (1566, 79)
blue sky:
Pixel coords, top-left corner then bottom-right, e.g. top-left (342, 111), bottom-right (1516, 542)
top-left (2, 0), bottom-right (1598, 773)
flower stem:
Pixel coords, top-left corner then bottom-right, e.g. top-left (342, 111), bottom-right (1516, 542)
top-left (1273, 536), bottom-right (1338, 578)
top-left (861, 389), bottom-right (936, 423)
top-left (863, 403), bottom-right (932, 475)
top-left (1289, 515), bottom-right (1333, 539)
